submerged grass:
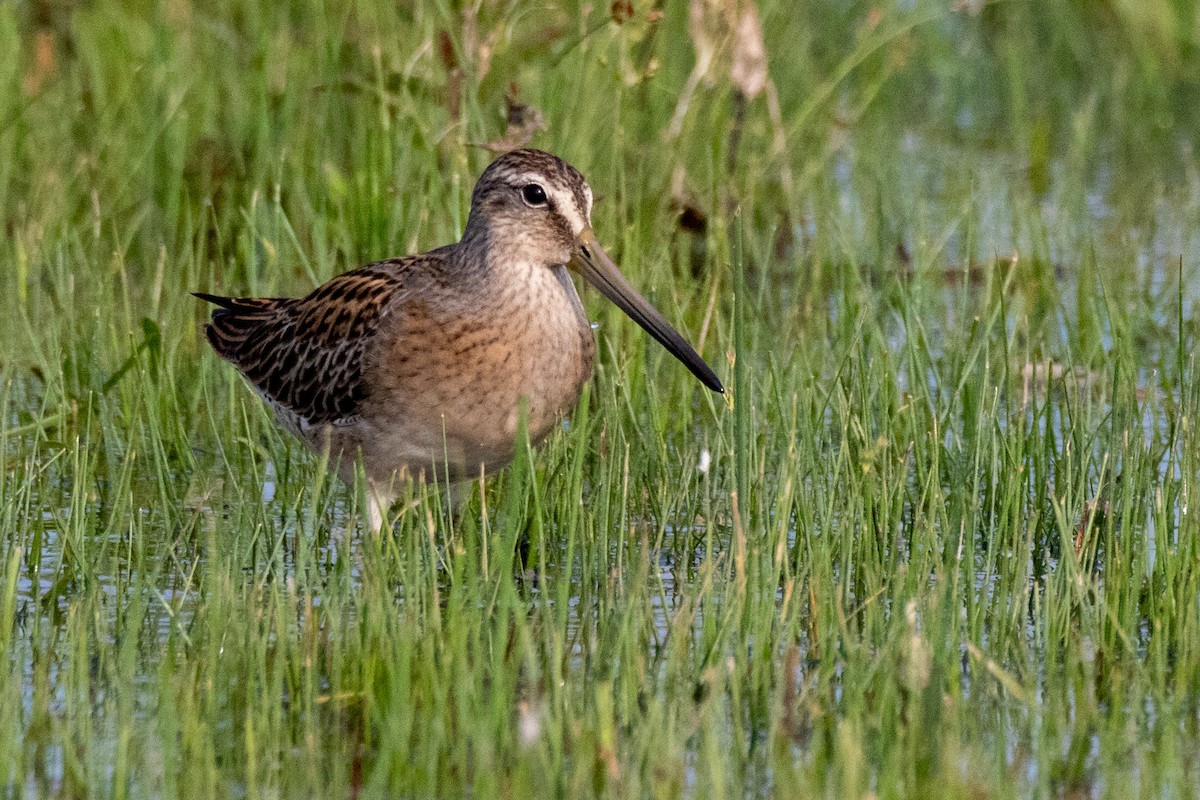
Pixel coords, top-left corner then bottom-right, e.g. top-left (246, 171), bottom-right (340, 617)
top-left (2, 0), bottom-right (1200, 796)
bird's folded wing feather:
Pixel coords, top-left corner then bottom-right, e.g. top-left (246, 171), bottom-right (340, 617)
top-left (198, 263), bottom-right (409, 427)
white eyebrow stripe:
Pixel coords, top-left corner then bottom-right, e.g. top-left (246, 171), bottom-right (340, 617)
top-left (548, 186), bottom-right (585, 235)
top-left (512, 171), bottom-right (548, 186)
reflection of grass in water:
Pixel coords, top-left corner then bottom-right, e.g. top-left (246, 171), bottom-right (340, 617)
top-left (0, 0), bottom-right (1198, 796)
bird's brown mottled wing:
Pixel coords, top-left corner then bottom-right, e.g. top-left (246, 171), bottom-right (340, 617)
top-left (197, 263), bottom-right (409, 428)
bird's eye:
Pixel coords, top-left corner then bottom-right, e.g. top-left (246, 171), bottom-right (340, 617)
top-left (521, 184), bottom-right (548, 206)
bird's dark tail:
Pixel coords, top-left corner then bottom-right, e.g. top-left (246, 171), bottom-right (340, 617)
top-left (192, 291), bottom-right (240, 311)
top-left (193, 292), bottom-right (288, 364)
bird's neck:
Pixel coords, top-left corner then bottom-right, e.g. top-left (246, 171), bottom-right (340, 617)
top-left (458, 219), bottom-right (565, 283)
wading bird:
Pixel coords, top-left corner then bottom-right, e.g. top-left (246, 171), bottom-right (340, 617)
top-left (197, 149), bottom-right (723, 529)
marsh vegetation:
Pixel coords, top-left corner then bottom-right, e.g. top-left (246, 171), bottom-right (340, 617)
top-left (2, 0), bottom-right (1200, 796)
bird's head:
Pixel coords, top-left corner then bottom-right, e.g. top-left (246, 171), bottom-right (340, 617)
top-left (464, 148), bottom-right (723, 394)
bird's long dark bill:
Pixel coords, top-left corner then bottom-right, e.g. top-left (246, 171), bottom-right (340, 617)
top-left (571, 229), bottom-right (723, 393)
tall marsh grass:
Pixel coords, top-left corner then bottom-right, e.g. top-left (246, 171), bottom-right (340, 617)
top-left (2, 0), bottom-right (1199, 796)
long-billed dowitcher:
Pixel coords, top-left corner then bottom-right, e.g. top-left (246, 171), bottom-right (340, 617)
top-left (196, 148), bottom-right (722, 530)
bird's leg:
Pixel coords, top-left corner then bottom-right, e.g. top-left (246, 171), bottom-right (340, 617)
top-left (448, 480), bottom-right (475, 515)
top-left (366, 479), bottom-right (398, 533)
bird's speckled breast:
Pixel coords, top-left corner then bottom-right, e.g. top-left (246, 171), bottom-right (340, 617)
top-left (359, 262), bottom-right (595, 480)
